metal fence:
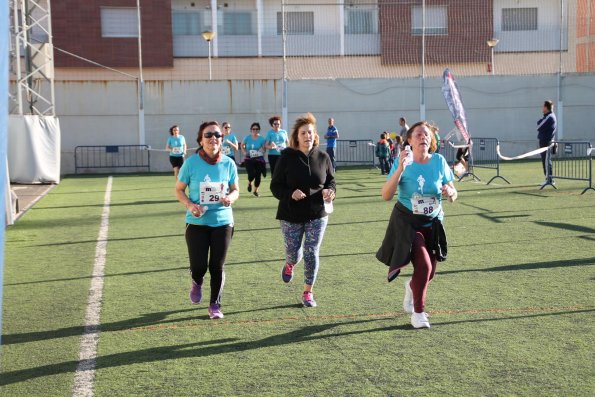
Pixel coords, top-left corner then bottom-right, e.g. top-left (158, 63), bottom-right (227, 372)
top-left (440, 138), bottom-right (509, 185)
top-left (74, 145), bottom-right (151, 174)
top-left (544, 141), bottom-right (594, 194)
top-left (335, 140), bottom-right (375, 167)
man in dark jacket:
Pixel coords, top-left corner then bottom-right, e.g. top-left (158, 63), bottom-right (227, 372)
top-left (537, 100), bottom-right (557, 186)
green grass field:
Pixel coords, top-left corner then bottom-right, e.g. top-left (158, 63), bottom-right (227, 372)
top-left (1, 161), bottom-right (594, 396)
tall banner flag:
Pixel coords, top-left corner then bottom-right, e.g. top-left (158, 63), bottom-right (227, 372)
top-left (442, 68), bottom-right (470, 142)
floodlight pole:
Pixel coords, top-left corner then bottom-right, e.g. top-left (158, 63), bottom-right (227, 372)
top-left (281, 0), bottom-right (288, 131)
top-left (486, 38), bottom-right (499, 76)
top-left (419, 0), bottom-right (426, 120)
top-left (201, 31), bottom-right (215, 81)
top-left (136, 0), bottom-right (145, 145)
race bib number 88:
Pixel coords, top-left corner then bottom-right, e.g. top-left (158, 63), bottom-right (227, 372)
top-left (200, 182), bottom-right (226, 205)
top-left (411, 195), bottom-right (439, 215)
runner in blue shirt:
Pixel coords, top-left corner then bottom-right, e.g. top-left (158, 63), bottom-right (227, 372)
top-left (376, 121), bottom-right (457, 329)
top-left (242, 122), bottom-right (267, 197)
top-left (324, 117), bottom-right (339, 172)
top-left (265, 115), bottom-right (289, 176)
top-left (175, 121), bottom-right (239, 320)
top-left (165, 125), bottom-right (187, 179)
top-left (221, 121), bottom-right (239, 163)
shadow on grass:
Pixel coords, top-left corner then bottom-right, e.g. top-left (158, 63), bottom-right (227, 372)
top-left (1, 303), bottom-right (301, 346)
top-left (441, 257), bottom-right (595, 276)
top-left (534, 221), bottom-right (595, 234)
top-left (35, 199), bottom-right (178, 210)
top-left (1, 308), bottom-right (591, 386)
top-left (433, 308), bottom-right (594, 327)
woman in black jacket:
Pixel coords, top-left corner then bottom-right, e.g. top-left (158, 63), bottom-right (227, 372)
top-left (270, 113), bottom-right (336, 307)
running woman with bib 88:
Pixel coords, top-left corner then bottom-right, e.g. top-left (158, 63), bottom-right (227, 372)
top-left (376, 121), bottom-right (457, 329)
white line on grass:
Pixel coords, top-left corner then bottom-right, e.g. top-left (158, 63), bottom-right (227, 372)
top-left (72, 176), bottom-right (112, 397)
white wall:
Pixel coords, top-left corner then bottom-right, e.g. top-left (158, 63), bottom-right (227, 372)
top-left (494, 0), bottom-right (568, 52)
top-left (55, 74), bottom-right (595, 174)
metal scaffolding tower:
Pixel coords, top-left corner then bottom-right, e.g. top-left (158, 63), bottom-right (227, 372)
top-left (9, 0), bottom-right (55, 116)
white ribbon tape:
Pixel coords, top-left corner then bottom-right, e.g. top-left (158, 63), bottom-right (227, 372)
top-left (496, 143), bottom-right (552, 161)
top-left (448, 141), bottom-right (472, 149)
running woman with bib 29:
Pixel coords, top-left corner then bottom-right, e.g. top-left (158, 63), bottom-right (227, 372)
top-left (175, 121), bottom-right (239, 320)
top-left (376, 121), bottom-right (457, 329)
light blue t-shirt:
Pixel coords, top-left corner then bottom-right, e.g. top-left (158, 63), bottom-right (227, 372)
top-left (167, 135), bottom-right (186, 157)
top-left (265, 129), bottom-right (288, 156)
top-left (243, 135), bottom-right (266, 158)
top-left (222, 133), bottom-right (238, 158)
top-left (178, 154), bottom-right (238, 227)
top-left (388, 153), bottom-right (453, 220)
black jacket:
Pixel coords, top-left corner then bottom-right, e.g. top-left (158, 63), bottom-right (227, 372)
top-left (376, 201), bottom-right (448, 278)
top-left (270, 147), bottom-right (336, 223)
top-left (537, 111), bottom-right (557, 142)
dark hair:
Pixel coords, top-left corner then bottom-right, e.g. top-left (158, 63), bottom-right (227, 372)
top-left (400, 117), bottom-right (406, 124)
top-left (380, 133), bottom-right (386, 139)
top-left (169, 125), bottom-right (179, 136)
top-left (196, 121), bottom-right (221, 148)
top-left (250, 122), bottom-right (261, 132)
top-left (222, 121), bottom-right (230, 128)
top-left (289, 113), bottom-right (319, 148)
top-left (268, 115), bottom-right (281, 127)
top-left (405, 121), bottom-right (438, 153)
top-left (544, 100), bottom-right (553, 111)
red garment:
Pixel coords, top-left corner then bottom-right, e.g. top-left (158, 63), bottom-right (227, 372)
top-left (198, 149), bottom-right (222, 165)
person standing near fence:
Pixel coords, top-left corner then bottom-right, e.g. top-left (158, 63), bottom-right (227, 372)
top-left (376, 121), bottom-right (457, 329)
top-left (399, 117), bottom-right (409, 139)
top-left (537, 100), bottom-right (557, 187)
top-left (324, 117), bottom-right (339, 172)
top-left (221, 121), bottom-right (239, 163)
top-left (175, 121), bottom-right (239, 320)
top-left (265, 115), bottom-right (289, 176)
top-left (165, 125), bottom-right (187, 179)
top-left (271, 113), bottom-right (336, 308)
top-left (376, 133), bottom-right (391, 175)
top-left (242, 122), bottom-right (267, 197)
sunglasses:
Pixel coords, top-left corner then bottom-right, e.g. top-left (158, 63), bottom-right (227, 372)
top-left (251, 128), bottom-right (260, 131)
top-left (224, 126), bottom-right (231, 129)
top-left (204, 131), bottom-right (223, 139)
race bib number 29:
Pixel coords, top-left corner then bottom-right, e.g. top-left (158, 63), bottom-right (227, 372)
top-left (199, 182), bottom-right (226, 205)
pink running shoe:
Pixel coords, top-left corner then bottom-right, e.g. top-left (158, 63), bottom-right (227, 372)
top-left (281, 263), bottom-right (295, 283)
top-left (302, 291), bottom-right (317, 307)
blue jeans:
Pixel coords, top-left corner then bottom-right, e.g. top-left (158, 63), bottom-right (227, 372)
top-left (326, 146), bottom-right (336, 171)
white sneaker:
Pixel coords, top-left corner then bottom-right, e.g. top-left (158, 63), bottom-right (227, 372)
top-left (403, 278), bottom-right (413, 314)
top-left (411, 311), bottom-right (431, 329)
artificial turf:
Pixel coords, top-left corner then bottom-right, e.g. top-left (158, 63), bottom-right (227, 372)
top-left (1, 161), bottom-right (594, 396)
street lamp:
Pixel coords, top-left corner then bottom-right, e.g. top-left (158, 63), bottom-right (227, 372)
top-left (201, 31), bottom-right (216, 80)
top-left (486, 38), bottom-right (499, 76)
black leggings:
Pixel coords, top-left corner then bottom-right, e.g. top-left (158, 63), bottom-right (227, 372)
top-left (246, 159), bottom-right (265, 187)
top-left (185, 224), bottom-right (233, 305)
top-left (268, 154), bottom-right (280, 176)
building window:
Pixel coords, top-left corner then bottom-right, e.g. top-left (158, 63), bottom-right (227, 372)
top-left (101, 7), bottom-right (138, 38)
top-left (221, 11), bottom-right (254, 35)
top-left (276, 12), bottom-right (314, 35)
top-left (502, 8), bottom-right (538, 31)
top-left (345, 9), bottom-right (377, 34)
top-left (172, 11), bottom-right (210, 36)
top-left (411, 5), bottom-right (448, 35)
